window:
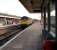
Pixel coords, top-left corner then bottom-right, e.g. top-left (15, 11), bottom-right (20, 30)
top-left (50, 2), bottom-right (55, 33)
top-left (0, 17), bottom-right (6, 25)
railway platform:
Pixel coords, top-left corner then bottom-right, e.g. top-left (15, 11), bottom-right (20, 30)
top-left (0, 21), bottom-right (42, 50)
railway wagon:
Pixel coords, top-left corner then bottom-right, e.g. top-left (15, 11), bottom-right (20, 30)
top-left (0, 14), bottom-right (21, 40)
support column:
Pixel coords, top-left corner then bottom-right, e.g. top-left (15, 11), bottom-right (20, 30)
top-left (44, 7), bottom-right (46, 30)
top-left (47, 2), bottom-right (50, 32)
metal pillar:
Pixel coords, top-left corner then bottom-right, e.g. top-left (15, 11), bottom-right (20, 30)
top-left (47, 2), bottom-right (50, 32)
top-left (44, 7), bottom-right (46, 30)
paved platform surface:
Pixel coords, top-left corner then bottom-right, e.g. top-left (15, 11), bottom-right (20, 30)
top-left (2, 21), bottom-right (42, 50)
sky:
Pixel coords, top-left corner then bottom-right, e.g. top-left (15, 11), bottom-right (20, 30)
top-left (0, 0), bottom-right (41, 20)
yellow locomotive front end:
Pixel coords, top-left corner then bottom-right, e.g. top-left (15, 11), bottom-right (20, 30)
top-left (21, 16), bottom-right (32, 29)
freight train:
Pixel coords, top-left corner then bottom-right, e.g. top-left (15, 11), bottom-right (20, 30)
top-left (0, 14), bottom-right (33, 40)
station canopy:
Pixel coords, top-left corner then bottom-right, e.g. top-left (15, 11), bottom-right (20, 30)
top-left (19, 0), bottom-right (43, 13)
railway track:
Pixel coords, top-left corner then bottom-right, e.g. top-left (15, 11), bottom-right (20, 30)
top-left (0, 26), bottom-right (22, 46)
